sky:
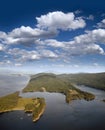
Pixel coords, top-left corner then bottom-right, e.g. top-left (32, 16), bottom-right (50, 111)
top-left (0, 0), bottom-right (105, 73)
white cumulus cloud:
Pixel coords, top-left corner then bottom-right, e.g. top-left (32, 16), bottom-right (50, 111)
top-left (0, 11), bottom-right (105, 67)
top-left (0, 11), bottom-right (86, 46)
top-left (73, 29), bottom-right (105, 45)
top-left (36, 11), bottom-right (86, 31)
top-left (34, 28), bottom-right (105, 56)
top-left (1, 26), bottom-right (56, 45)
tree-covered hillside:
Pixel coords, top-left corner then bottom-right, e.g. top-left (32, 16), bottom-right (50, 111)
top-left (23, 73), bottom-right (74, 93)
top-left (59, 73), bottom-right (105, 90)
top-left (23, 73), bottom-right (95, 103)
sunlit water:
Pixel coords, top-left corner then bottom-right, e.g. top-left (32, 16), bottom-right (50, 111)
top-left (0, 74), bottom-right (105, 130)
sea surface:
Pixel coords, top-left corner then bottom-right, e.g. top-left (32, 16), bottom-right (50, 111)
top-left (0, 74), bottom-right (105, 130)
top-left (0, 74), bottom-right (29, 97)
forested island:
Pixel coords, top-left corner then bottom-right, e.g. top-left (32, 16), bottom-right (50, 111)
top-left (0, 92), bottom-right (46, 122)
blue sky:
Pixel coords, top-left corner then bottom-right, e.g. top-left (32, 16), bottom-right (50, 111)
top-left (0, 0), bottom-right (105, 73)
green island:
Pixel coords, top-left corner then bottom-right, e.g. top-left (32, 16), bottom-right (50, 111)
top-left (0, 92), bottom-right (46, 122)
top-left (23, 73), bottom-right (95, 103)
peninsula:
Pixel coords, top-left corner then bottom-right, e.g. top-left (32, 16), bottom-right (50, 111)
top-left (23, 73), bottom-right (95, 103)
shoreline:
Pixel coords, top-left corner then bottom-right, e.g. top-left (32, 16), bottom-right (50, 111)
top-left (33, 104), bottom-right (46, 122)
top-left (0, 105), bottom-right (46, 123)
top-left (0, 92), bottom-right (46, 122)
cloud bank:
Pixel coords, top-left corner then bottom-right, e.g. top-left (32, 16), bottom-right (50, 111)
top-left (0, 11), bottom-right (105, 66)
